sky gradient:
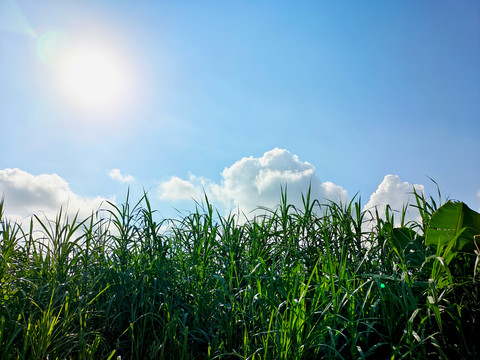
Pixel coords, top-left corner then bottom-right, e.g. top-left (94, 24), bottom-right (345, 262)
top-left (1, 0), bottom-right (479, 222)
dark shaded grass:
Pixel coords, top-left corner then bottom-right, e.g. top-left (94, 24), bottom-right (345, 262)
top-left (0, 189), bottom-right (478, 359)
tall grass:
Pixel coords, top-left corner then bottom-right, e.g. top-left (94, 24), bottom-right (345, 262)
top-left (0, 189), bottom-right (478, 359)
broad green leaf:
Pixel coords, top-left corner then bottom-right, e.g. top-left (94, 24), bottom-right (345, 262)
top-left (425, 201), bottom-right (480, 253)
top-left (391, 227), bottom-right (416, 252)
top-left (390, 227), bottom-right (425, 267)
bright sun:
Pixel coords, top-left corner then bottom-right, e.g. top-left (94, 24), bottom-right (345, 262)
top-left (37, 31), bottom-right (134, 117)
top-left (58, 45), bottom-right (128, 112)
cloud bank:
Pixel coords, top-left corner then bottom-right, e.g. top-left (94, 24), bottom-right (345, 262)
top-left (1, 150), bottom-right (427, 229)
top-left (159, 148), bottom-right (348, 214)
top-left (158, 149), bottom-right (425, 224)
top-left (0, 168), bottom-right (110, 222)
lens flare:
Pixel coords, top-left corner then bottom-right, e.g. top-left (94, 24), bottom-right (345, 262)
top-left (36, 30), bottom-right (70, 67)
top-left (0, 0), bottom-right (35, 37)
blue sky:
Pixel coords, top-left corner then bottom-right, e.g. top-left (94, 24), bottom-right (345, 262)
top-left (1, 0), bottom-right (479, 222)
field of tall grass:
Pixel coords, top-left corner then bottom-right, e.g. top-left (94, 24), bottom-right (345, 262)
top-left (1, 188), bottom-right (479, 359)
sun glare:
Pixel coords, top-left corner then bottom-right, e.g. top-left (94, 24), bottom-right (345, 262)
top-left (57, 45), bottom-right (128, 113)
top-left (36, 31), bottom-right (135, 118)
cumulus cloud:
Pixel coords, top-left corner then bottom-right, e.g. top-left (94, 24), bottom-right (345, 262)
top-left (108, 169), bottom-right (134, 183)
top-left (363, 174), bottom-right (424, 225)
top-left (158, 148), bottom-right (348, 215)
top-left (158, 149), bottom-right (431, 226)
top-left (0, 168), bottom-right (111, 222)
top-left (158, 174), bottom-right (205, 201)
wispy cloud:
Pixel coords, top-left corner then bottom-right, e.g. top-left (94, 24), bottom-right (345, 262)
top-left (108, 169), bottom-right (135, 183)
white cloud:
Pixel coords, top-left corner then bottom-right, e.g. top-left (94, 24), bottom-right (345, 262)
top-left (158, 175), bottom-right (205, 201)
top-left (157, 150), bottom-right (430, 228)
top-left (0, 168), bottom-right (111, 222)
top-left (158, 148), bottom-right (348, 215)
top-left (363, 174), bottom-right (424, 225)
top-left (108, 168), bottom-right (134, 183)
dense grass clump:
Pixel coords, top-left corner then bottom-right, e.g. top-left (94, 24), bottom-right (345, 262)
top-left (0, 189), bottom-right (479, 359)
